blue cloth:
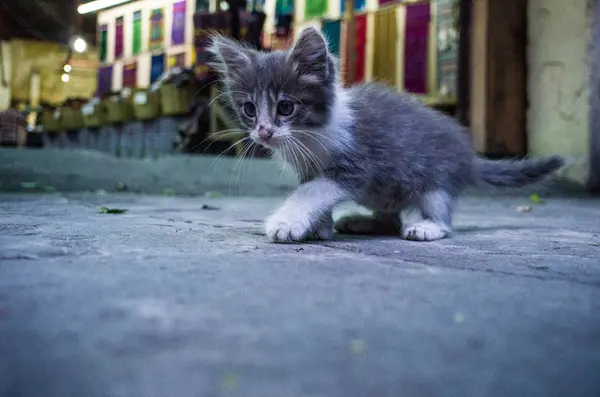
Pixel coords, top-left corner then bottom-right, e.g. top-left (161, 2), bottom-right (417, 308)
top-left (150, 53), bottom-right (166, 84)
top-left (341, 0), bottom-right (365, 13)
top-left (322, 20), bottom-right (341, 57)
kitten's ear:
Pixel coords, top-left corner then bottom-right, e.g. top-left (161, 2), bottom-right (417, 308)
top-left (207, 34), bottom-right (252, 78)
top-left (288, 27), bottom-right (330, 83)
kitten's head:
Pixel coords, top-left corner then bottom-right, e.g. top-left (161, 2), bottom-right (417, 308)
top-left (207, 27), bottom-right (337, 149)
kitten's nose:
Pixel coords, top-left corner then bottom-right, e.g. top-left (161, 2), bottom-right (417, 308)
top-left (258, 125), bottom-right (274, 141)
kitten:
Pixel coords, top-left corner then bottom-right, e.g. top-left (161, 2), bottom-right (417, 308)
top-left (207, 27), bottom-right (565, 243)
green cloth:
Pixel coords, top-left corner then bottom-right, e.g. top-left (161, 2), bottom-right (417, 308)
top-left (305, 0), bottom-right (327, 19)
top-left (99, 28), bottom-right (107, 63)
top-left (132, 11), bottom-right (142, 55)
top-left (275, 0), bottom-right (294, 15)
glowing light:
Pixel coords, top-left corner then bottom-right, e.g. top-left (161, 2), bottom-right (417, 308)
top-left (61, 73), bottom-right (70, 83)
top-left (63, 64), bottom-right (72, 73)
top-left (73, 37), bottom-right (87, 53)
top-left (77, 0), bottom-right (132, 14)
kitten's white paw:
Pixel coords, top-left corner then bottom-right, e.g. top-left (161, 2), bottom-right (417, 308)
top-left (265, 212), bottom-right (313, 243)
top-left (403, 221), bottom-right (448, 241)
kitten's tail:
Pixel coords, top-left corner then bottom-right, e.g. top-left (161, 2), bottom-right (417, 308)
top-left (472, 155), bottom-right (566, 189)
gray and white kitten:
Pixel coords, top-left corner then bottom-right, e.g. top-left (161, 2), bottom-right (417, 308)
top-left (208, 27), bottom-right (565, 243)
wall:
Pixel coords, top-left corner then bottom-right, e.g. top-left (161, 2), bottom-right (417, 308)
top-left (97, 0), bottom-right (197, 90)
top-left (528, 0), bottom-right (590, 183)
top-left (0, 42), bottom-right (11, 110)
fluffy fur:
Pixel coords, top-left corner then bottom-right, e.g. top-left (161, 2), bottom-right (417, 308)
top-left (207, 27), bottom-right (566, 243)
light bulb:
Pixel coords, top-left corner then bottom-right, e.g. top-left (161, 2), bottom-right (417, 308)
top-left (63, 64), bottom-right (72, 73)
top-left (73, 37), bottom-right (87, 53)
top-left (61, 73), bottom-right (70, 83)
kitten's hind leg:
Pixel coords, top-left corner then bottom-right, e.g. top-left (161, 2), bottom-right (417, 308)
top-left (403, 190), bottom-right (453, 241)
top-left (334, 211), bottom-right (401, 235)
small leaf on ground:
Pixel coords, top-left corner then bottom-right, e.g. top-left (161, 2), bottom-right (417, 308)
top-left (162, 188), bottom-right (176, 196)
top-left (201, 204), bottom-right (220, 210)
top-left (99, 206), bottom-right (128, 214)
top-left (205, 191), bottom-right (223, 199)
top-left (530, 193), bottom-right (544, 204)
top-left (20, 182), bottom-right (39, 189)
top-left (220, 372), bottom-right (239, 391)
top-left (349, 339), bottom-right (366, 355)
top-left (95, 189), bottom-right (107, 196)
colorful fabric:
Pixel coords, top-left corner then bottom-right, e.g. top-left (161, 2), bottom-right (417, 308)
top-left (172, 1), bottom-right (186, 45)
top-left (122, 61), bottom-right (137, 87)
top-left (305, 0), bottom-right (327, 20)
top-left (343, 14), bottom-right (367, 84)
top-left (99, 25), bottom-right (108, 63)
top-left (322, 20), bottom-right (341, 57)
top-left (150, 53), bottom-right (165, 84)
top-left (372, 7), bottom-right (398, 86)
top-left (169, 53), bottom-right (186, 68)
top-left (195, 0), bottom-right (209, 12)
top-left (403, 1), bottom-right (431, 94)
top-left (275, 0), bottom-right (293, 16)
top-left (340, 0), bottom-right (365, 14)
top-left (149, 8), bottom-right (165, 50)
top-left (97, 65), bottom-right (113, 95)
top-left (115, 16), bottom-right (124, 59)
top-left (132, 11), bottom-right (142, 55)
top-left (435, 0), bottom-right (459, 96)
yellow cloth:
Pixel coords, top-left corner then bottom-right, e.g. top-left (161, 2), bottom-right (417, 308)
top-left (371, 7), bottom-right (398, 87)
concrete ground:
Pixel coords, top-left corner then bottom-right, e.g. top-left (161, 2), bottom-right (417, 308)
top-left (1, 191), bottom-right (600, 397)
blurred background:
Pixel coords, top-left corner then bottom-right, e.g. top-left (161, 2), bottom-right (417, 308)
top-left (0, 0), bottom-right (597, 194)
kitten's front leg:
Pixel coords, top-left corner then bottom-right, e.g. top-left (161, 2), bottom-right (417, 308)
top-left (265, 179), bottom-right (347, 243)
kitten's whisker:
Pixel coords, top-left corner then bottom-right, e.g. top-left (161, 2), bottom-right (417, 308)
top-left (290, 129), bottom-right (337, 151)
top-left (211, 136), bottom-right (250, 168)
top-left (192, 129), bottom-right (246, 154)
top-left (289, 136), bottom-right (326, 177)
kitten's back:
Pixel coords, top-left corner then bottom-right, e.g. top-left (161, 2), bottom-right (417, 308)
top-left (343, 82), bottom-right (475, 195)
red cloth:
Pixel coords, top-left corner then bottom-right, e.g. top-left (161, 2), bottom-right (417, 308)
top-left (343, 14), bottom-right (367, 85)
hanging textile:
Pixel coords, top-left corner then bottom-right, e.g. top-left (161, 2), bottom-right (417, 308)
top-left (122, 61), bottom-right (137, 88)
top-left (97, 66), bottom-right (113, 96)
top-left (322, 19), bottom-right (341, 57)
top-left (193, 11), bottom-right (231, 79)
top-left (196, 0), bottom-right (209, 12)
top-left (241, 11), bottom-right (267, 49)
top-left (150, 53), bottom-right (165, 84)
top-left (132, 11), bottom-right (142, 55)
top-left (340, 0), bottom-right (365, 14)
top-left (378, 0), bottom-right (394, 7)
top-left (149, 8), bottom-right (165, 50)
top-left (305, 0), bottom-right (327, 20)
top-left (169, 52), bottom-right (186, 68)
top-left (343, 14), bottom-right (367, 85)
top-left (114, 16), bottom-right (124, 59)
top-left (172, 1), bottom-right (186, 46)
top-left (372, 7), bottom-right (397, 86)
top-left (99, 24), bottom-right (108, 63)
top-left (275, 0), bottom-right (293, 37)
top-left (435, 0), bottom-right (459, 96)
top-left (403, 1), bottom-right (431, 94)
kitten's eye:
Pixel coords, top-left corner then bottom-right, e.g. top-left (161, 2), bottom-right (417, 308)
top-left (277, 100), bottom-right (294, 117)
top-left (243, 102), bottom-right (256, 118)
